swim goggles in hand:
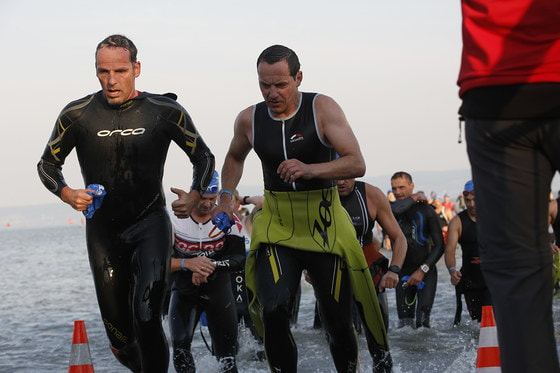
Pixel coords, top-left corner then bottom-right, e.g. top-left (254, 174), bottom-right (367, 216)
top-left (83, 184), bottom-right (107, 219)
top-left (213, 212), bottom-right (235, 234)
top-left (401, 275), bottom-right (425, 290)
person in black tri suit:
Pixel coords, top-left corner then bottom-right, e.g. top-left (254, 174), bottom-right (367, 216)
top-left (444, 180), bottom-right (491, 323)
top-left (336, 178), bottom-right (407, 331)
top-left (213, 45), bottom-right (392, 372)
top-left (37, 35), bottom-right (215, 372)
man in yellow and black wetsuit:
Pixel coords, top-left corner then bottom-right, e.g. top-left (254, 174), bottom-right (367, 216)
top-left (214, 45), bottom-right (391, 372)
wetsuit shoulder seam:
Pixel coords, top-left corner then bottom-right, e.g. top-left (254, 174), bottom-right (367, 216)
top-left (59, 93), bottom-right (96, 124)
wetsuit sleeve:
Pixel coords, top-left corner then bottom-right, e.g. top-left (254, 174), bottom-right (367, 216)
top-left (424, 207), bottom-right (445, 267)
top-left (390, 197), bottom-right (416, 217)
top-left (37, 98), bottom-right (88, 197)
top-left (211, 235), bottom-right (246, 272)
top-left (161, 100), bottom-right (215, 194)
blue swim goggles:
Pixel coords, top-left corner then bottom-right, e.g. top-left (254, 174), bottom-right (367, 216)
top-left (401, 275), bottom-right (425, 290)
top-left (83, 184), bottom-right (107, 219)
top-left (213, 212), bottom-right (235, 234)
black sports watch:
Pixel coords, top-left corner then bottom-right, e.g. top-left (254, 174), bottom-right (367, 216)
top-left (388, 265), bottom-right (401, 274)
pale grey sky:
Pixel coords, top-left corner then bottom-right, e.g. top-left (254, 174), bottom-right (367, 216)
top-left (0, 0), bottom-right (468, 207)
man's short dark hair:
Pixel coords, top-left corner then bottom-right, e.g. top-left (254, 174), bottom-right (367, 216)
top-left (391, 171), bottom-right (413, 183)
top-left (96, 34), bottom-right (138, 63)
top-left (257, 45), bottom-right (300, 79)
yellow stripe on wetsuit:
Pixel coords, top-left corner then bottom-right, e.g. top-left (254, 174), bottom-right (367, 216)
top-left (268, 246), bottom-right (281, 283)
top-left (333, 256), bottom-right (343, 302)
top-left (176, 112), bottom-right (195, 148)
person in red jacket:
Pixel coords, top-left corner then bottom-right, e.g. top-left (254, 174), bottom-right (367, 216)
top-left (458, 1), bottom-right (560, 372)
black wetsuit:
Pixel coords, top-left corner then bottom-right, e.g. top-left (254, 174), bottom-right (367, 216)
top-left (37, 91), bottom-right (215, 373)
top-left (339, 181), bottom-right (389, 329)
top-left (391, 198), bottom-right (444, 328)
top-left (456, 210), bottom-right (491, 322)
top-left (168, 213), bottom-right (245, 373)
top-left (343, 182), bottom-right (377, 246)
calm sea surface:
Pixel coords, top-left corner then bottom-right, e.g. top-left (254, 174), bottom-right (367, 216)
top-left (1, 224), bottom-right (559, 372)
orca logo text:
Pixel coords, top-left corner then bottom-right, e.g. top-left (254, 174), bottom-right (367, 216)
top-left (97, 128), bottom-right (146, 137)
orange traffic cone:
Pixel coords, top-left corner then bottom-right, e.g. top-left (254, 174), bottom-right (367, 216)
top-left (68, 320), bottom-right (95, 373)
top-left (476, 305), bottom-right (501, 372)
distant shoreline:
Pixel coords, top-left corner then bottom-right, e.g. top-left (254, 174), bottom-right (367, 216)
top-left (4, 168), bottom-right (559, 230)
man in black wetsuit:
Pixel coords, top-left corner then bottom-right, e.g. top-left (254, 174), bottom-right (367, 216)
top-left (214, 45), bottom-right (392, 372)
top-left (336, 177), bottom-right (407, 329)
top-left (444, 180), bottom-right (491, 323)
top-left (390, 172), bottom-right (444, 328)
top-left (37, 35), bottom-right (215, 372)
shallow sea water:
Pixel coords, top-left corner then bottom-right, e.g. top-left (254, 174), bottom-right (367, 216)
top-left (0, 225), bottom-right (558, 372)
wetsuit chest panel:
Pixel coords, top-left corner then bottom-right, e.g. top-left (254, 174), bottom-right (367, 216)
top-left (398, 204), bottom-right (434, 270)
top-left (61, 92), bottom-right (197, 222)
top-left (340, 181), bottom-right (374, 246)
top-left (39, 91), bottom-right (214, 224)
top-left (253, 92), bottom-right (335, 191)
top-left (76, 95), bottom-right (168, 188)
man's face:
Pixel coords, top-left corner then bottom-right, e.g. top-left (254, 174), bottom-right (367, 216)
top-left (257, 60), bottom-right (302, 118)
top-left (197, 193), bottom-right (218, 215)
top-left (336, 179), bottom-right (356, 197)
top-left (96, 47), bottom-right (140, 106)
top-left (464, 193), bottom-right (476, 216)
top-left (391, 177), bottom-right (414, 200)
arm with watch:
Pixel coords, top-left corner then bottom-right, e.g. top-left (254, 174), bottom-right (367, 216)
top-left (366, 184), bottom-right (407, 290)
top-left (241, 195), bottom-right (264, 209)
top-left (405, 206), bottom-right (445, 288)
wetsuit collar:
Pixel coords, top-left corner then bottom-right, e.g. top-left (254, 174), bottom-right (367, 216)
top-left (98, 90), bottom-right (145, 109)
